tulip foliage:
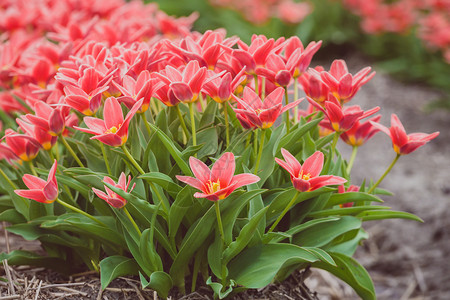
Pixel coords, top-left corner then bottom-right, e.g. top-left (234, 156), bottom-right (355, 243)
top-left (0, 1), bottom-right (440, 299)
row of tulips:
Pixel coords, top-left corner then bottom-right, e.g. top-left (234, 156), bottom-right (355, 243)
top-left (0, 0), bottom-right (439, 299)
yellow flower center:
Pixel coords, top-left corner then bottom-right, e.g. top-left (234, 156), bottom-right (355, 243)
top-left (299, 170), bottom-right (312, 181)
top-left (206, 180), bottom-right (221, 194)
top-left (105, 124), bottom-right (122, 134)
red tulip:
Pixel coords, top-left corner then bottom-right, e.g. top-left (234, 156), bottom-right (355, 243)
top-left (24, 101), bottom-right (68, 136)
top-left (312, 59), bottom-right (375, 103)
top-left (0, 129), bottom-right (41, 162)
top-left (371, 114), bottom-right (439, 155)
top-left (298, 66), bottom-right (329, 105)
top-left (340, 115), bottom-right (381, 147)
top-left (232, 86), bottom-right (302, 129)
top-left (176, 152), bottom-right (260, 201)
top-left (308, 95), bottom-right (379, 133)
top-left (75, 97), bottom-right (142, 147)
top-left (92, 172), bottom-right (136, 208)
top-left (338, 185), bottom-right (360, 208)
top-left (15, 160), bottom-right (58, 203)
top-left (276, 149), bottom-right (347, 192)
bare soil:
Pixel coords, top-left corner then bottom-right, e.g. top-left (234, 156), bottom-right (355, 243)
top-left (1, 53), bottom-right (449, 299)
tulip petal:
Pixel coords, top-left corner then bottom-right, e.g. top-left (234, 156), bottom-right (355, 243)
top-left (176, 175), bottom-right (206, 192)
top-left (22, 174), bottom-right (46, 189)
top-left (15, 189), bottom-right (47, 203)
top-left (211, 152), bottom-right (235, 186)
top-left (104, 97), bottom-right (124, 130)
top-left (189, 156), bottom-right (211, 183)
top-left (281, 148), bottom-right (301, 176)
top-left (229, 173), bottom-right (260, 189)
top-left (301, 151), bottom-right (324, 177)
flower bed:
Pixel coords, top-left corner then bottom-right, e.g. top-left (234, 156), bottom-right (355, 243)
top-left (0, 0), bottom-right (440, 299)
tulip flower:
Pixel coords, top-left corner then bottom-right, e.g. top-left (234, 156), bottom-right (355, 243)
top-left (15, 160), bottom-right (58, 203)
top-left (176, 152), bottom-right (260, 201)
top-left (93, 172), bottom-right (136, 208)
top-left (24, 101), bottom-right (68, 136)
top-left (311, 59), bottom-right (375, 103)
top-left (202, 69), bottom-right (246, 103)
top-left (16, 118), bottom-right (57, 151)
top-left (232, 87), bottom-right (302, 129)
top-left (340, 115), bottom-right (381, 147)
top-left (370, 113), bottom-right (439, 155)
top-left (308, 95), bottom-right (380, 133)
top-left (284, 38), bottom-right (322, 78)
top-left (298, 67), bottom-right (329, 105)
top-left (0, 129), bottom-right (41, 162)
top-left (75, 97), bottom-right (142, 147)
top-left (275, 149), bottom-right (347, 192)
top-left (256, 53), bottom-right (292, 87)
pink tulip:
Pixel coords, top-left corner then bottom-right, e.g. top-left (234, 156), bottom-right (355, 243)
top-left (371, 114), bottom-right (439, 155)
top-left (75, 97), bottom-right (142, 147)
top-left (276, 149), bottom-right (347, 192)
top-left (232, 87), bottom-right (302, 129)
top-left (92, 173), bottom-right (136, 208)
top-left (15, 160), bottom-right (58, 203)
top-left (176, 152), bottom-right (260, 201)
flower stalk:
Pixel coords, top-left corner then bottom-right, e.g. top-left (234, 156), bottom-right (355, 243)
top-left (59, 134), bottom-right (85, 167)
top-left (254, 129), bottom-right (265, 175)
top-left (123, 206), bottom-right (141, 237)
top-left (56, 198), bottom-right (106, 227)
top-left (175, 105), bottom-right (189, 144)
top-left (188, 102), bottom-right (197, 148)
top-left (268, 190), bottom-right (300, 233)
top-left (367, 154), bottom-right (400, 194)
top-left (346, 146), bottom-right (358, 174)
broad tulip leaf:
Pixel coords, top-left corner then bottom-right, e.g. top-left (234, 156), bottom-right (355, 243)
top-left (148, 123), bottom-right (192, 176)
top-left (307, 205), bottom-right (391, 218)
top-left (328, 228), bottom-right (369, 256)
top-left (228, 243), bottom-right (319, 288)
top-left (168, 186), bottom-right (194, 243)
top-left (223, 206), bottom-right (269, 264)
top-left (199, 100), bottom-right (218, 129)
top-left (312, 252), bottom-right (376, 300)
top-left (140, 271), bottom-right (173, 299)
top-left (324, 192), bottom-right (384, 208)
top-left (0, 209), bottom-right (27, 224)
top-left (0, 250), bottom-right (70, 273)
top-left (293, 216), bottom-right (361, 247)
top-left (357, 210), bottom-right (423, 222)
top-left (195, 127), bottom-right (218, 158)
top-left (279, 118), bottom-right (321, 150)
top-left (170, 203), bottom-right (216, 288)
top-left (140, 172), bottom-right (182, 197)
top-left (100, 256), bottom-right (139, 289)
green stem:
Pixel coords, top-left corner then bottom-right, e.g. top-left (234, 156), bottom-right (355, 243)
top-left (149, 182), bottom-right (168, 215)
top-left (284, 88), bottom-right (290, 133)
top-left (261, 77), bottom-right (266, 100)
top-left (123, 206), bottom-right (141, 237)
top-left (0, 168), bottom-right (18, 190)
top-left (59, 135), bottom-right (84, 167)
top-left (367, 154), bottom-right (400, 194)
top-left (253, 74), bottom-right (259, 96)
top-left (254, 129), bottom-right (265, 175)
top-left (253, 130), bottom-right (258, 155)
top-left (215, 201), bottom-right (225, 244)
top-left (55, 142), bottom-right (60, 161)
top-left (175, 105), bottom-right (189, 144)
top-left (294, 79), bottom-right (299, 124)
top-left (121, 145), bottom-right (145, 175)
top-left (141, 111), bottom-right (153, 137)
top-left (268, 191), bottom-right (300, 233)
top-left (222, 103), bottom-right (230, 148)
top-left (56, 198), bottom-right (106, 227)
top-left (188, 102), bottom-right (197, 148)
top-left (346, 146), bottom-right (358, 175)
top-left (28, 161), bottom-right (37, 177)
top-left (99, 142), bottom-right (112, 176)
top-left (331, 131), bottom-right (340, 160)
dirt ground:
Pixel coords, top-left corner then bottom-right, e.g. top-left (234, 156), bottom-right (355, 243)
top-left (0, 53), bottom-right (448, 299)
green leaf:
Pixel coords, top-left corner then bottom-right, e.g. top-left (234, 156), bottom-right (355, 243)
top-left (168, 186), bottom-right (194, 243)
top-left (148, 123), bottom-right (192, 176)
top-left (139, 172), bottom-right (182, 198)
top-left (324, 192), bottom-right (384, 208)
top-left (307, 205), bottom-right (391, 218)
top-left (279, 118), bottom-right (321, 150)
top-left (228, 243), bottom-right (319, 288)
top-left (206, 277), bottom-right (236, 299)
top-left (140, 225), bottom-right (163, 272)
top-left (292, 216), bottom-right (361, 247)
top-left (170, 203), bottom-right (216, 288)
top-left (267, 216), bottom-right (339, 243)
top-left (100, 256), bottom-right (139, 289)
top-left (312, 252), bottom-right (376, 300)
top-left (196, 127), bottom-right (218, 159)
top-left (328, 228), bottom-right (369, 256)
top-left (199, 100), bottom-right (218, 129)
top-left (139, 271), bottom-right (173, 299)
top-left (302, 247), bottom-right (336, 266)
top-left (0, 209), bottom-right (27, 224)
top-left (223, 206), bottom-right (269, 264)
top-left (357, 210), bottom-right (423, 222)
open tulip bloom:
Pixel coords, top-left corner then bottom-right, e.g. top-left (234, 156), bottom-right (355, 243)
top-left (176, 152), bottom-right (260, 201)
top-left (276, 149), bottom-right (347, 192)
top-left (15, 160), bottom-right (58, 203)
top-left (75, 97), bottom-right (143, 147)
top-left (371, 113), bottom-right (439, 155)
top-left (93, 173), bottom-right (136, 208)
